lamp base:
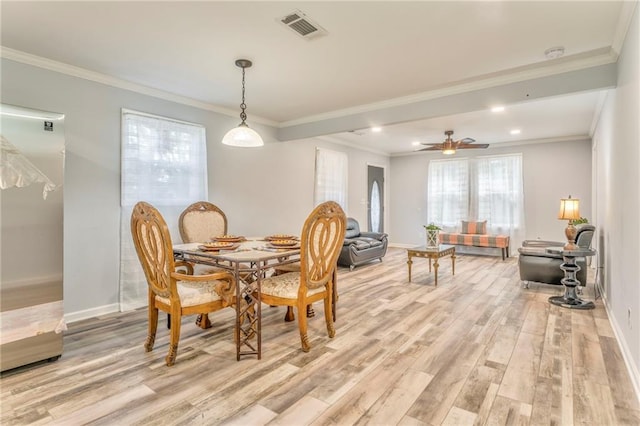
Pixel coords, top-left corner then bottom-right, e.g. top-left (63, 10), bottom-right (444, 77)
top-left (564, 222), bottom-right (578, 251)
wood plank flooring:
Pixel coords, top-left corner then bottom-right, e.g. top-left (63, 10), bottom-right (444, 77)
top-left (2, 248), bottom-right (639, 425)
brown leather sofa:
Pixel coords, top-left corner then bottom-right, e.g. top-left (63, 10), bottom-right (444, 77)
top-left (518, 224), bottom-right (595, 287)
top-left (337, 217), bottom-right (388, 271)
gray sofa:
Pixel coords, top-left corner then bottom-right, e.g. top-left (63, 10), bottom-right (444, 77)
top-left (518, 224), bottom-right (595, 287)
top-left (337, 218), bottom-right (388, 271)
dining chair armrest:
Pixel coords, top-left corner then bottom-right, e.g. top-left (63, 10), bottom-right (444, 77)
top-left (174, 260), bottom-right (194, 275)
top-left (171, 270), bottom-right (234, 282)
top-left (171, 270), bottom-right (236, 304)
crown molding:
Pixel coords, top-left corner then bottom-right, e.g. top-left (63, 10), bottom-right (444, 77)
top-left (0, 47), bottom-right (278, 126)
top-left (279, 48), bottom-right (618, 129)
top-left (611, 1), bottom-right (638, 56)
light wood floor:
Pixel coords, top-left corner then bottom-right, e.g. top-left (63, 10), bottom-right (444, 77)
top-left (2, 248), bottom-right (639, 425)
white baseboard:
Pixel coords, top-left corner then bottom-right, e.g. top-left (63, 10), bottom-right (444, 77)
top-left (596, 281), bottom-right (640, 405)
top-left (64, 303), bottom-right (120, 324)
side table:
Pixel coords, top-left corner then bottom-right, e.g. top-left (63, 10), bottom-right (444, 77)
top-left (545, 247), bottom-right (596, 310)
top-left (407, 244), bottom-right (455, 286)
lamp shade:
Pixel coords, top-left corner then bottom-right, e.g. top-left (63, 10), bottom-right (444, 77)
top-left (558, 196), bottom-right (580, 220)
top-left (221, 123), bottom-right (264, 147)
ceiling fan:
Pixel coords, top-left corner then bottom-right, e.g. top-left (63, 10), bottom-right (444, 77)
top-left (418, 130), bottom-right (489, 155)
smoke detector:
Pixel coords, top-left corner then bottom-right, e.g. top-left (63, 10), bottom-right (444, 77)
top-left (545, 46), bottom-right (565, 59)
top-left (279, 10), bottom-right (327, 40)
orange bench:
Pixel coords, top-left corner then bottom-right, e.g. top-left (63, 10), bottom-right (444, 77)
top-left (439, 232), bottom-right (510, 260)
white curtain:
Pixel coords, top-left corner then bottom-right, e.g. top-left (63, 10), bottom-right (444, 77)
top-left (314, 147), bottom-right (348, 210)
top-left (475, 154), bottom-right (525, 250)
top-left (119, 110), bottom-right (207, 311)
top-left (427, 154), bottom-right (525, 251)
top-left (427, 158), bottom-right (469, 232)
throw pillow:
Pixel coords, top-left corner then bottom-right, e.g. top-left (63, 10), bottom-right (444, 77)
top-left (461, 220), bottom-right (487, 234)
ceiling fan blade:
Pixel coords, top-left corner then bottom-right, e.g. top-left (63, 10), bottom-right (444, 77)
top-left (417, 145), bottom-right (444, 151)
top-left (458, 144), bottom-right (490, 149)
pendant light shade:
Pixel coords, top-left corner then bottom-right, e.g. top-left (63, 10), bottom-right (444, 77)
top-left (222, 59), bottom-right (263, 147)
top-left (222, 123), bottom-right (264, 147)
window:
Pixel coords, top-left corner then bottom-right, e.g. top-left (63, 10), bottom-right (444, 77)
top-left (475, 155), bottom-right (524, 229)
top-left (427, 154), bottom-right (524, 248)
top-left (314, 148), bottom-right (348, 210)
top-left (427, 158), bottom-right (469, 228)
top-left (119, 109), bottom-right (207, 311)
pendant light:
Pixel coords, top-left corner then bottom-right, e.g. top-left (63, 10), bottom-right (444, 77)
top-left (222, 59), bottom-right (264, 147)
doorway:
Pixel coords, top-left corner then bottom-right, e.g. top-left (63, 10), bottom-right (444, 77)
top-left (367, 165), bottom-right (384, 233)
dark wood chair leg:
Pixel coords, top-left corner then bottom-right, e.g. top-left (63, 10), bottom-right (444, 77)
top-left (284, 305), bottom-right (314, 321)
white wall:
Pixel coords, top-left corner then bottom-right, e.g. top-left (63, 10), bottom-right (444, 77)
top-left (389, 139), bottom-right (592, 249)
top-left (592, 4), bottom-right (640, 397)
top-left (209, 138), bottom-right (389, 238)
top-left (0, 58), bottom-right (388, 319)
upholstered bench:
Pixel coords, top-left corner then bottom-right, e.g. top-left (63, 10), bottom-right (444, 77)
top-left (438, 221), bottom-right (510, 260)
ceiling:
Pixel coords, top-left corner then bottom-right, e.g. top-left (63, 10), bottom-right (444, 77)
top-left (1, 1), bottom-right (635, 155)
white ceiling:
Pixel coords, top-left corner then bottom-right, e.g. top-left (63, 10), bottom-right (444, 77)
top-left (1, 1), bottom-right (635, 155)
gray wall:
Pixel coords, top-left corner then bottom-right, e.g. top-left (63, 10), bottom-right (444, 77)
top-left (389, 139), bottom-right (593, 248)
top-left (592, 4), bottom-right (639, 397)
top-left (0, 58), bottom-right (389, 319)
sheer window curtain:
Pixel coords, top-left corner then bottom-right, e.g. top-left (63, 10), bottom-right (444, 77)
top-left (314, 148), bottom-right (348, 210)
top-left (427, 159), bottom-right (469, 232)
top-left (427, 154), bottom-right (525, 253)
top-left (476, 154), bottom-right (525, 250)
top-left (119, 110), bottom-right (207, 311)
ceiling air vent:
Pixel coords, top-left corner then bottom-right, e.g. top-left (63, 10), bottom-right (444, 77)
top-left (279, 10), bottom-right (327, 40)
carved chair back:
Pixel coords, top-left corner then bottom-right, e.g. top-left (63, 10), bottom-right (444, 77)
top-left (179, 201), bottom-right (228, 243)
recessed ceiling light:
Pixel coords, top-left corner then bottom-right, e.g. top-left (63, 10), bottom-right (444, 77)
top-left (545, 46), bottom-right (565, 59)
top-left (491, 106), bottom-right (505, 113)
top-left (371, 127), bottom-right (382, 133)
top-left (411, 141), bottom-right (421, 146)
top-left (510, 129), bottom-right (521, 135)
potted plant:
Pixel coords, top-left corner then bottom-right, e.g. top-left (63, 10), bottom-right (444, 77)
top-left (573, 217), bottom-right (589, 225)
top-left (424, 223), bottom-right (441, 247)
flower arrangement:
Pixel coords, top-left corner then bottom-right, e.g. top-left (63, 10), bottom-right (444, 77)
top-left (573, 217), bottom-right (589, 225)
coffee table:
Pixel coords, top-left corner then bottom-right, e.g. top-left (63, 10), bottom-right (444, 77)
top-left (407, 244), bottom-right (456, 286)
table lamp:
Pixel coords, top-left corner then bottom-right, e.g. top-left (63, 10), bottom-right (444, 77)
top-left (558, 195), bottom-right (580, 250)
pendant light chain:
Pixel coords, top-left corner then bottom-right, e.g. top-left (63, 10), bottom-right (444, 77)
top-left (221, 58), bottom-right (263, 147)
top-left (239, 66), bottom-right (247, 124)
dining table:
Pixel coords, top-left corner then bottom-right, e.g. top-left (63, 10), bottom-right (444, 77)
top-left (173, 237), bottom-right (301, 361)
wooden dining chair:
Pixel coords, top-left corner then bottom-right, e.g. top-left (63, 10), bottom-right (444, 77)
top-left (131, 201), bottom-right (239, 366)
top-left (178, 201), bottom-right (231, 328)
top-left (178, 201), bottom-right (228, 243)
top-left (259, 201), bottom-right (347, 352)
